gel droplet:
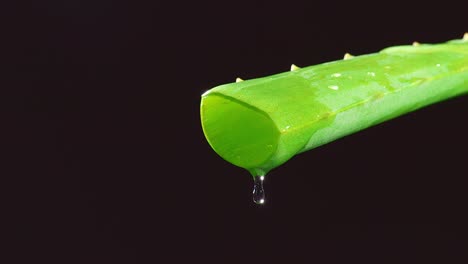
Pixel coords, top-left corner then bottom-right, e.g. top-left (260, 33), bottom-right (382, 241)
top-left (253, 175), bottom-right (265, 204)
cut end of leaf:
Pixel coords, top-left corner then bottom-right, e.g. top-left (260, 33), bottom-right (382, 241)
top-left (201, 93), bottom-right (280, 170)
top-left (236, 77), bottom-right (244, 83)
top-left (412, 41), bottom-right (420, 46)
top-left (463, 32), bottom-right (468, 41)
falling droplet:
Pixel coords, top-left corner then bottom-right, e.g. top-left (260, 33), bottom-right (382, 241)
top-left (252, 175), bottom-right (265, 204)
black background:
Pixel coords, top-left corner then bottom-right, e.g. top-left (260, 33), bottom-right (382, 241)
top-left (5, 0), bottom-right (468, 263)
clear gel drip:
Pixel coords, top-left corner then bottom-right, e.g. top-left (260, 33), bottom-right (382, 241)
top-left (252, 175), bottom-right (265, 204)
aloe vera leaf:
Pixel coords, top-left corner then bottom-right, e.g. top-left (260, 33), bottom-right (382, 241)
top-left (200, 36), bottom-right (468, 177)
